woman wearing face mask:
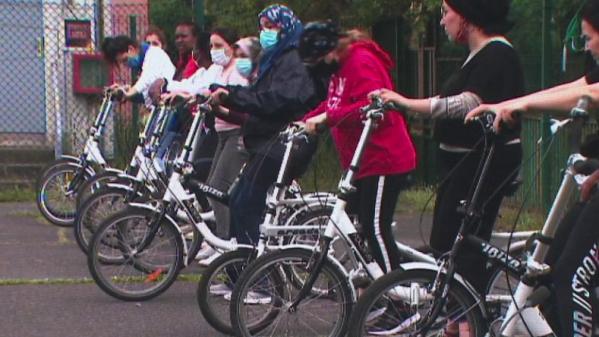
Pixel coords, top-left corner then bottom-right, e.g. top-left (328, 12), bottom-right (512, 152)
top-left (233, 37), bottom-right (261, 82)
top-left (206, 37), bottom-right (262, 127)
top-left (101, 35), bottom-right (175, 106)
top-left (209, 5), bottom-right (321, 250)
top-left (303, 29), bottom-right (416, 275)
top-left (191, 28), bottom-right (257, 265)
top-left (144, 26), bottom-right (167, 50)
top-left (371, 1), bottom-right (524, 333)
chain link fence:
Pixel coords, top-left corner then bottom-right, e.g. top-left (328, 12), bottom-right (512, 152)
top-left (1, 0), bottom-right (595, 212)
top-left (0, 0), bottom-right (150, 163)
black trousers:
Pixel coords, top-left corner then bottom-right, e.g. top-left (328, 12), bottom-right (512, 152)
top-left (347, 174), bottom-right (409, 273)
top-left (430, 144), bottom-right (522, 294)
top-left (229, 136), bottom-right (318, 244)
top-left (543, 194), bottom-right (599, 337)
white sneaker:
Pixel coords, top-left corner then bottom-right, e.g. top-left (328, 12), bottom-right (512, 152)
top-left (195, 244), bottom-right (216, 260)
top-left (210, 283), bottom-right (233, 296)
top-left (198, 251), bottom-right (222, 266)
top-left (180, 225), bottom-right (194, 240)
top-left (224, 291), bottom-right (272, 305)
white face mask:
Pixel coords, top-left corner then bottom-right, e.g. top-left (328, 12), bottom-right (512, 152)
top-left (210, 48), bottom-right (231, 66)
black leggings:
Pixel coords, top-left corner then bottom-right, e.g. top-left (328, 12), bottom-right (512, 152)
top-left (430, 144), bottom-right (521, 294)
top-left (347, 174), bottom-right (408, 273)
top-left (543, 194), bottom-right (599, 337)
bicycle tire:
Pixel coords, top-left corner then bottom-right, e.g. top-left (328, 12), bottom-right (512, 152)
top-left (75, 170), bottom-right (130, 210)
top-left (74, 186), bottom-right (129, 254)
top-left (230, 247), bottom-right (354, 337)
top-left (348, 268), bottom-right (486, 337)
top-left (87, 207), bottom-right (184, 301)
top-left (197, 248), bottom-right (256, 334)
top-left (36, 160), bottom-right (91, 226)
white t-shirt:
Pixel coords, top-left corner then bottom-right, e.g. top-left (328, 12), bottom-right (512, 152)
top-left (132, 46), bottom-right (175, 106)
top-left (166, 65), bottom-right (220, 95)
top-left (166, 63), bottom-right (248, 131)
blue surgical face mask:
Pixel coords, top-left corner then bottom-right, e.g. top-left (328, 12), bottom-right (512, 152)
top-left (235, 58), bottom-right (253, 78)
top-left (260, 29), bottom-right (279, 50)
top-left (127, 54), bottom-right (142, 69)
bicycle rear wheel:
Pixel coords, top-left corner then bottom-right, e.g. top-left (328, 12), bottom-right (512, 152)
top-left (74, 186), bottom-right (129, 254)
top-left (230, 247), bottom-right (353, 337)
top-left (348, 268), bottom-right (485, 337)
top-left (87, 207), bottom-right (184, 301)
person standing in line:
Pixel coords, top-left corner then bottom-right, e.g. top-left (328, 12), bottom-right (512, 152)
top-left (372, 1), bottom-right (524, 334)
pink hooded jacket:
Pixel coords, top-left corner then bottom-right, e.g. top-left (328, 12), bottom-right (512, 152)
top-left (304, 40), bottom-right (416, 179)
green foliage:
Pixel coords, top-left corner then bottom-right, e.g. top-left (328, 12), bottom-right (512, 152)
top-left (149, 0), bottom-right (195, 55)
top-left (112, 107), bottom-right (141, 169)
top-left (299, 134), bottom-right (341, 192)
top-left (204, 0), bottom-right (410, 35)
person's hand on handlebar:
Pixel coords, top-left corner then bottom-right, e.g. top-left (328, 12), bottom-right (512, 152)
top-left (368, 88), bottom-right (408, 110)
top-left (160, 91), bottom-right (194, 105)
top-left (465, 100), bottom-right (525, 131)
top-left (107, 84), bottom-right (130, 101)
top-left (210, 87), bottom-right (230, 106)
top-left (304, 112), bottom-right (327, 135)
top-left (581, 169), bottom-right (599, 202)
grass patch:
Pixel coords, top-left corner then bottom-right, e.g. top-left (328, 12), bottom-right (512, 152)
top-left (0, 277), bottom-right (95, 286)
top-left (0, 274), bottom-right (202, 286)
top-left (495, 206), bottom-right (544, 232)
top-left (398, 186), bottom-right (435, 214)
top-left (397, 186), bottom-right (545, 232)
top-left (8, 209), bottom-right (50, 226)
top-left (0, 187), bottom-right (35, 203)
top-left (57, 228), bottom-right (72, 245)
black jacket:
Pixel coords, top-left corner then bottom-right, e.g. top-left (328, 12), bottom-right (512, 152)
top-left (223, 48), bottom-right (318, 152)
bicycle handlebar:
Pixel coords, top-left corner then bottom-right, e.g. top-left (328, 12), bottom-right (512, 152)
top-left (573, 157), bottom-right (599, 175)
top-left (361, 95), bottom-right (402, 114)
top-left (569, 95), bottom-right (592, 152)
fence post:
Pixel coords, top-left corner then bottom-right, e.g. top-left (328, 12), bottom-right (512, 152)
top-left (129, 15), bottom-right (139, 142)
top-left (541, 0), bottom-right (554, 213)
top-left (194, 0), bottom-right (205, 30)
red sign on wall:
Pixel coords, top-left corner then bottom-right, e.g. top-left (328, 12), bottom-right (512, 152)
top-left (65, 19), bottom-right (91, 48)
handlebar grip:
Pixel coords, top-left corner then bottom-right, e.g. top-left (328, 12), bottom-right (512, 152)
top-left (573, 158), bottom-right (599, 175)
top-left (111, 89), bottom-right (124, 101)
top-left (571, 95), bottom-right (592, 118)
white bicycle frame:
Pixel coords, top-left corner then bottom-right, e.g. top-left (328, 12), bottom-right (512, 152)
top-left (80, 92), bottom-right (115, 167)
top-left (132, 104), bottom-right (336, 267)
top-left (498, 151), bottom-right (589, 336)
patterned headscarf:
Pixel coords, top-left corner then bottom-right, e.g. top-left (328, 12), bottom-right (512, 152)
top-left (257, 4), bottom-right (303, 79)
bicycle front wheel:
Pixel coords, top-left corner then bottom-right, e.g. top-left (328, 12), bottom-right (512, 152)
top-left (36, 160), bottom-right (89, 226)
top-left (230, 247), bottom-right (354, 337)
top-left (87, 207), bottom-right (184, 301)
top-left (348, 268), bottom-right (485, 337)
top-left (75, 170), bottom-right (129, 210)
top-left (197, 248), bottom-right (256, 335)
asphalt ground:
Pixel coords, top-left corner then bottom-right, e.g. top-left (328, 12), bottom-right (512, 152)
top-left (0, 202), bottom-right (445, 337)
top-left (0, 202), bottom-right (227, 337)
